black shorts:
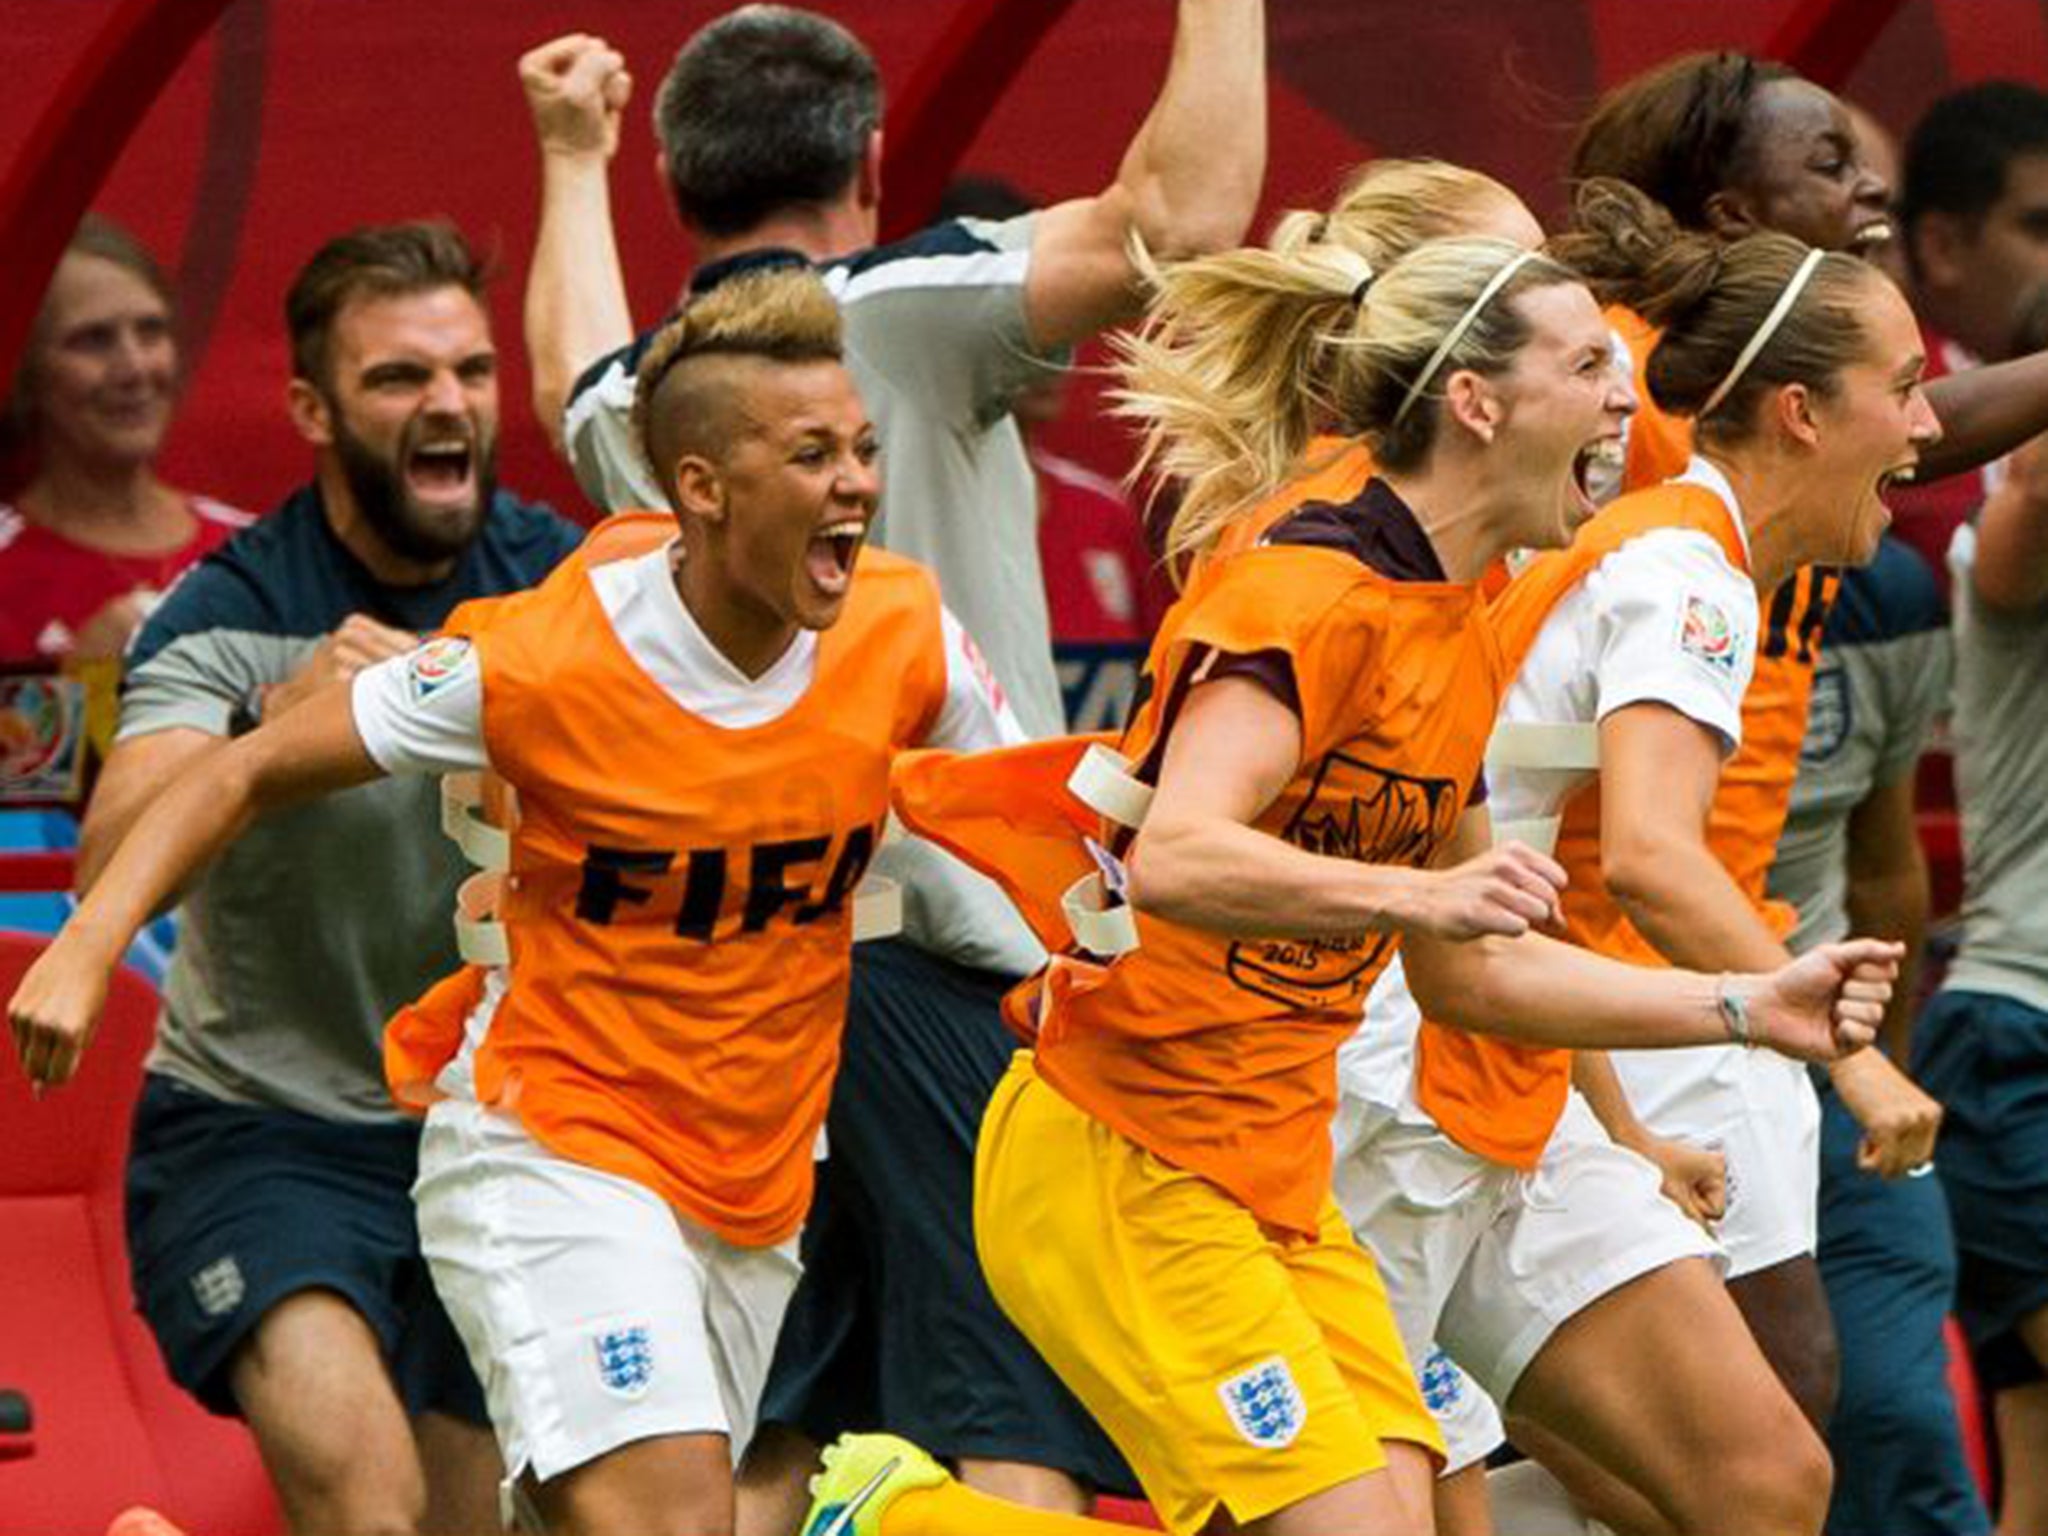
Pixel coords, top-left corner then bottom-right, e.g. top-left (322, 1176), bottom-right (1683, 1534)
top-left (1913, 989), bottom-right (2048, 1391)
top-left (758, 939), bottom-right (1135, 1493)
top-left (125, 1072), bottom-right (486, 1422)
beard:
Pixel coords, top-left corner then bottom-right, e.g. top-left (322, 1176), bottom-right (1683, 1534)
top-left (330, 407), bottom-right (497, 565)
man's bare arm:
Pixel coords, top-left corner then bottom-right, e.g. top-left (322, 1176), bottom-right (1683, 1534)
top-left (520, 33), bottom-right (635, 452)
top-left (1022, 0), bottom-right (1267, 349)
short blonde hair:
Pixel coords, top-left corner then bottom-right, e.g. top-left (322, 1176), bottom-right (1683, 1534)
top-left (633, 266), bottom-right (844, 499)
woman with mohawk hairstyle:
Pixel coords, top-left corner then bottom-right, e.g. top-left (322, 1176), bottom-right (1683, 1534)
top-left (7, 266), bottom-right (1025, 1536)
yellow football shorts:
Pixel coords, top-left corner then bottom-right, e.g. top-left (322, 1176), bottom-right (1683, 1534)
top-left (974, 1053), bottom-right (1444, 1536)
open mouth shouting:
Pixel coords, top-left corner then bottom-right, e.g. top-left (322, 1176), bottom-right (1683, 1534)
top-left (806, 516), bottom-right (870, 596)
top-left (405, 434), bottom-right (477, 508)
top-left (1875, 457), bottom-right (1918, 499)
top-left (1571, 434), bottom-right (1627, 517)
top-left (1848, 217), bottom-right (1895, 256)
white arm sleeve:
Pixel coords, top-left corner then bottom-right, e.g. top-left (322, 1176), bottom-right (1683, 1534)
top-left (925, 606), bottom-right (1029, 750)
top-left (1584, 528), bottom-right (1759, 754)
top-left (349, 636), bottom-right (491, 776)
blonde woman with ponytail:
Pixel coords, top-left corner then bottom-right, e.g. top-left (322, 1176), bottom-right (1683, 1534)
top-left (847, 232), bottom-right (1900, 1536)
top-left (8, 268), bottom-right (1032, 1536)
top-left (1116, 157), bottom-right (1546, 578)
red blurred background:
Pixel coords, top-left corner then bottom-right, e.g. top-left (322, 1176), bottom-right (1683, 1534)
top-left (5, 0), bottom-right (2048, 522)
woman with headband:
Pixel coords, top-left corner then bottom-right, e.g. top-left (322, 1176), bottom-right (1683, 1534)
top-left (797, 233), bottom-right (1900, 1536)
top-left (1555, 51), bottom-right (2030, 1461)
top-left (1085, 167), bottom-right (1932, 1534)
top-left (1138, 156), bottom-right (1548, 578)
top-left (1125, 161), bottom-right (1740, 1535)
top-left (1322, 180), bottom-right (1945, 1536)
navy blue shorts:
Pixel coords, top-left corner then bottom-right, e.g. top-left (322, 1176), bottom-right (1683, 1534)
top-left (1913, 989), bottom-right (2048, 1390)
top-left (125, 1073), bottom-right (486, 1422)
top-left (758, 940), bottom-right (1135, 1493)
top-left (1815, 1076), bottom-right (1990, 1536)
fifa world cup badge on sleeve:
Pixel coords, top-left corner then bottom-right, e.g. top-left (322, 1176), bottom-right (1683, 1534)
top-left (1218, 1356), bottom-right (1307, 1448)
top-left (407, 636), bottom-right (473, 702)
top-left (1677, 592), bottom-right (1740, 678)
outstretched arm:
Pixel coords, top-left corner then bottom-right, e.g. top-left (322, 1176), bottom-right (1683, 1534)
top-left (9, 684), bottom-right (381, 1089)
top-left (520, 33), bottom-right (635, 452)
top-left (1128, 673), bottom-right (1895, 1062)
top-left (1020, 0), bottom-right (1267, 349)
top-left (1921, 355), bottom-right (2048, 486)
top-left (1403, 809), bottom-right (1897, 1060)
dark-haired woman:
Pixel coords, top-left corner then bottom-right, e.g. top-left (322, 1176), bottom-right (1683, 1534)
top-left (1557, 51), bottom-right (2034, 1482)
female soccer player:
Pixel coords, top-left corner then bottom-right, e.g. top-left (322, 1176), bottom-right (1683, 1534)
top-left (1089, 169), bottom-right (1939, 1536)
top-left (7, 267), bottom-right (1021, 1536)
top-left (1352, 179), bottom-right (1941, 1536)
top-left (1552, 56), bottom-right (2042, 1478)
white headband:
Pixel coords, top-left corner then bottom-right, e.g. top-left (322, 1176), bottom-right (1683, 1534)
top-left (1697, 247), bottom-right (1828, 420)
top-left (1393, 249), bottom-right (1541, 426)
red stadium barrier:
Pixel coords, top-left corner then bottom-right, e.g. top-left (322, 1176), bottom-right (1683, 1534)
top-left (0, 930), bottom-right (282, 1536)
top-left (0, 851), bottom-right (75, 895)
top-left (1769, 0), bottom-right (1914, 89)
top-left (0, 0), bottom-right (233, 396)
top-left (878, 0), bottom-right (1080, 241)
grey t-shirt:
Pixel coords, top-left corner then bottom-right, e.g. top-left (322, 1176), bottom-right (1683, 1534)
top-left (1944, 520), bottom-right (2048, 1009)
top-left (564, 218), bottom-right (1065, 975)
top-left (1769, 536), bottom-right (1949, 951)
top-left (121, 486), bottom-right (582, 1119)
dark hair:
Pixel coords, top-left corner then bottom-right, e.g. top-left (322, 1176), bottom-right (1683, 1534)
top-left (284, 220), bottom-right (488, 385)
top-left (1553, 178), bottom-right (1878, 442)
top-left (1900, 81), bottom-right (2048, 237)
top-left (934, 175), bottom-right (1034, 224)
top-left (4, 214), bottom-right (177, 463)
top-left (1570, 52), bottom-right (1796, 231)
top-left (654, 6), bottom-right (882, 239)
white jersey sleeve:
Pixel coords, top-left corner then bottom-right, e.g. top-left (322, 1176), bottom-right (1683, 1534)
top-left (924, 605), bottom-right (1028, 751)
top-left (349, 635), bottom-right (490, 776)
top-left (562, 347), bottom-right (668, 515)
top-left (1583, 527), bottom-right (1758, 753)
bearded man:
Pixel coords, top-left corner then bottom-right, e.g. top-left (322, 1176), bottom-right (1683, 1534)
top-left (75, 221), bottom-right (580, 1536)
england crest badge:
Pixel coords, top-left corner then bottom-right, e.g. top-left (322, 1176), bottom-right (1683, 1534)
top-left (1217, 1355), bottom-right (1306, 1448)
top-left (594, 1325), bottom-right (654, 1398)
top-left (1419, 1347), bottom-right (1465, 1414)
